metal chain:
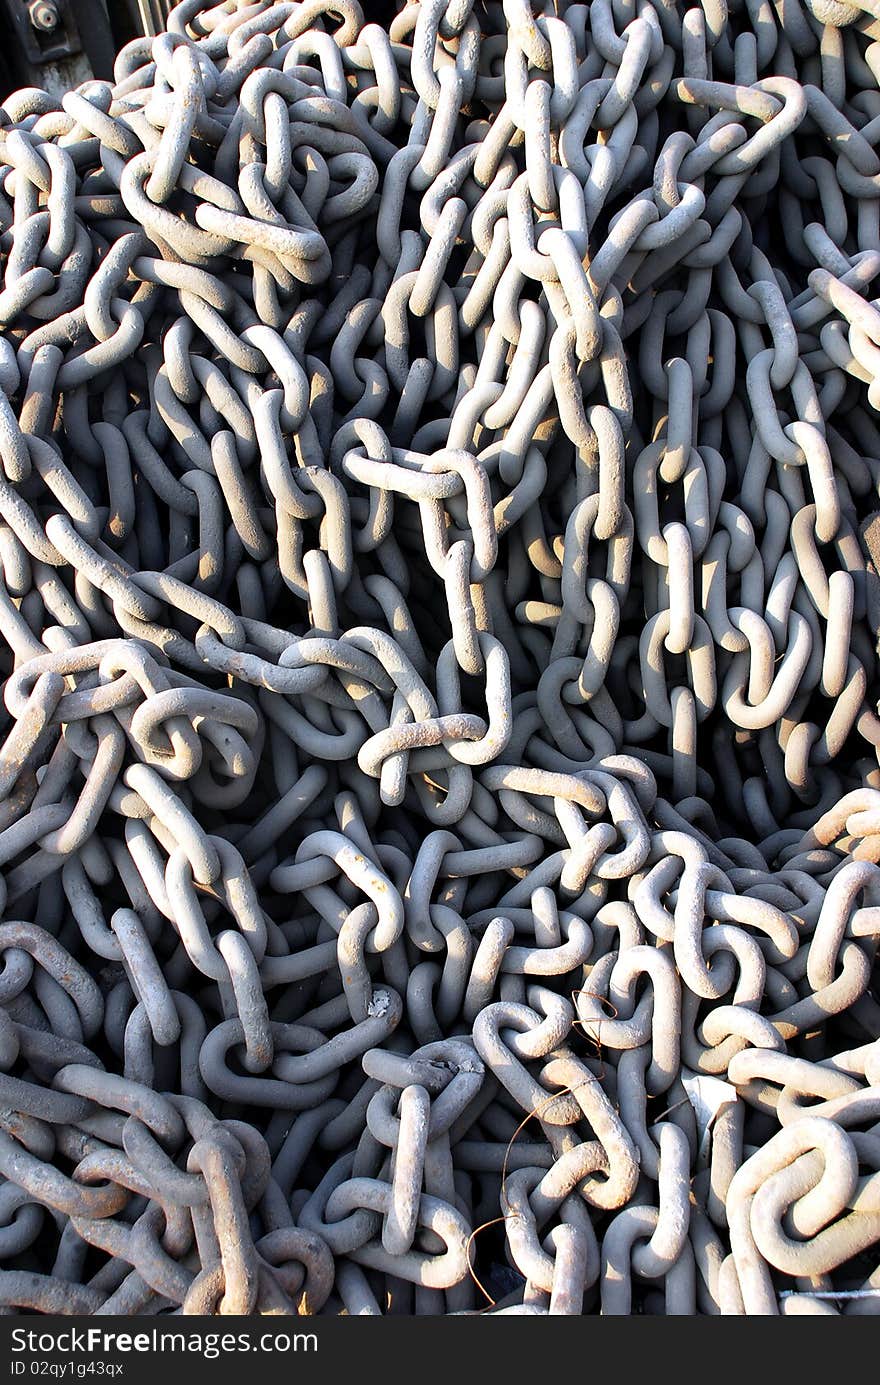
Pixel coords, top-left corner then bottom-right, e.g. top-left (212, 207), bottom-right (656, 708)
top-left (0, 0), bottom-right (876, 1317)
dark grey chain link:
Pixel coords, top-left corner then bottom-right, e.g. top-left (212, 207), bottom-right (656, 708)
top-left (0, 0), bottom-right (875, 1317)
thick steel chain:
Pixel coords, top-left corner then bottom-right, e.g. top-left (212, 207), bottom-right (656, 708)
top-left (0, 0), bottom-right (876, 1317)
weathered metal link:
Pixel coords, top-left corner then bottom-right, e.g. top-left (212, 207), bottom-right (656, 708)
top-left (0, 0), bottom-right (877, 1318)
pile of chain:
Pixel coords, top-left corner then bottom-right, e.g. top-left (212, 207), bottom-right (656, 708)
top-left (0, 0), bottom-right (878, 1317)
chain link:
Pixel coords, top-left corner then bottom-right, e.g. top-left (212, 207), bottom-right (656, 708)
top-left (0, 0), bottom-right (876, 1317)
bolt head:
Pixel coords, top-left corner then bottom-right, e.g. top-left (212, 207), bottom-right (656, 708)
top-left (27, 0), bottom-right (59, 32)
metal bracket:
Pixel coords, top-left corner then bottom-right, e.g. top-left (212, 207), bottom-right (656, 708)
top-left (2, 0), bottom-right (82, 66)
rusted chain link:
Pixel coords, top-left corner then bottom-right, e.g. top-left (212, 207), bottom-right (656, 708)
top-left (0, 0), bottom-right (876, 1318)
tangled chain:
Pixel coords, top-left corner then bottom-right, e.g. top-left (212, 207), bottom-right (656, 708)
top-left (0, 0), bottom-right (877, 1317)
